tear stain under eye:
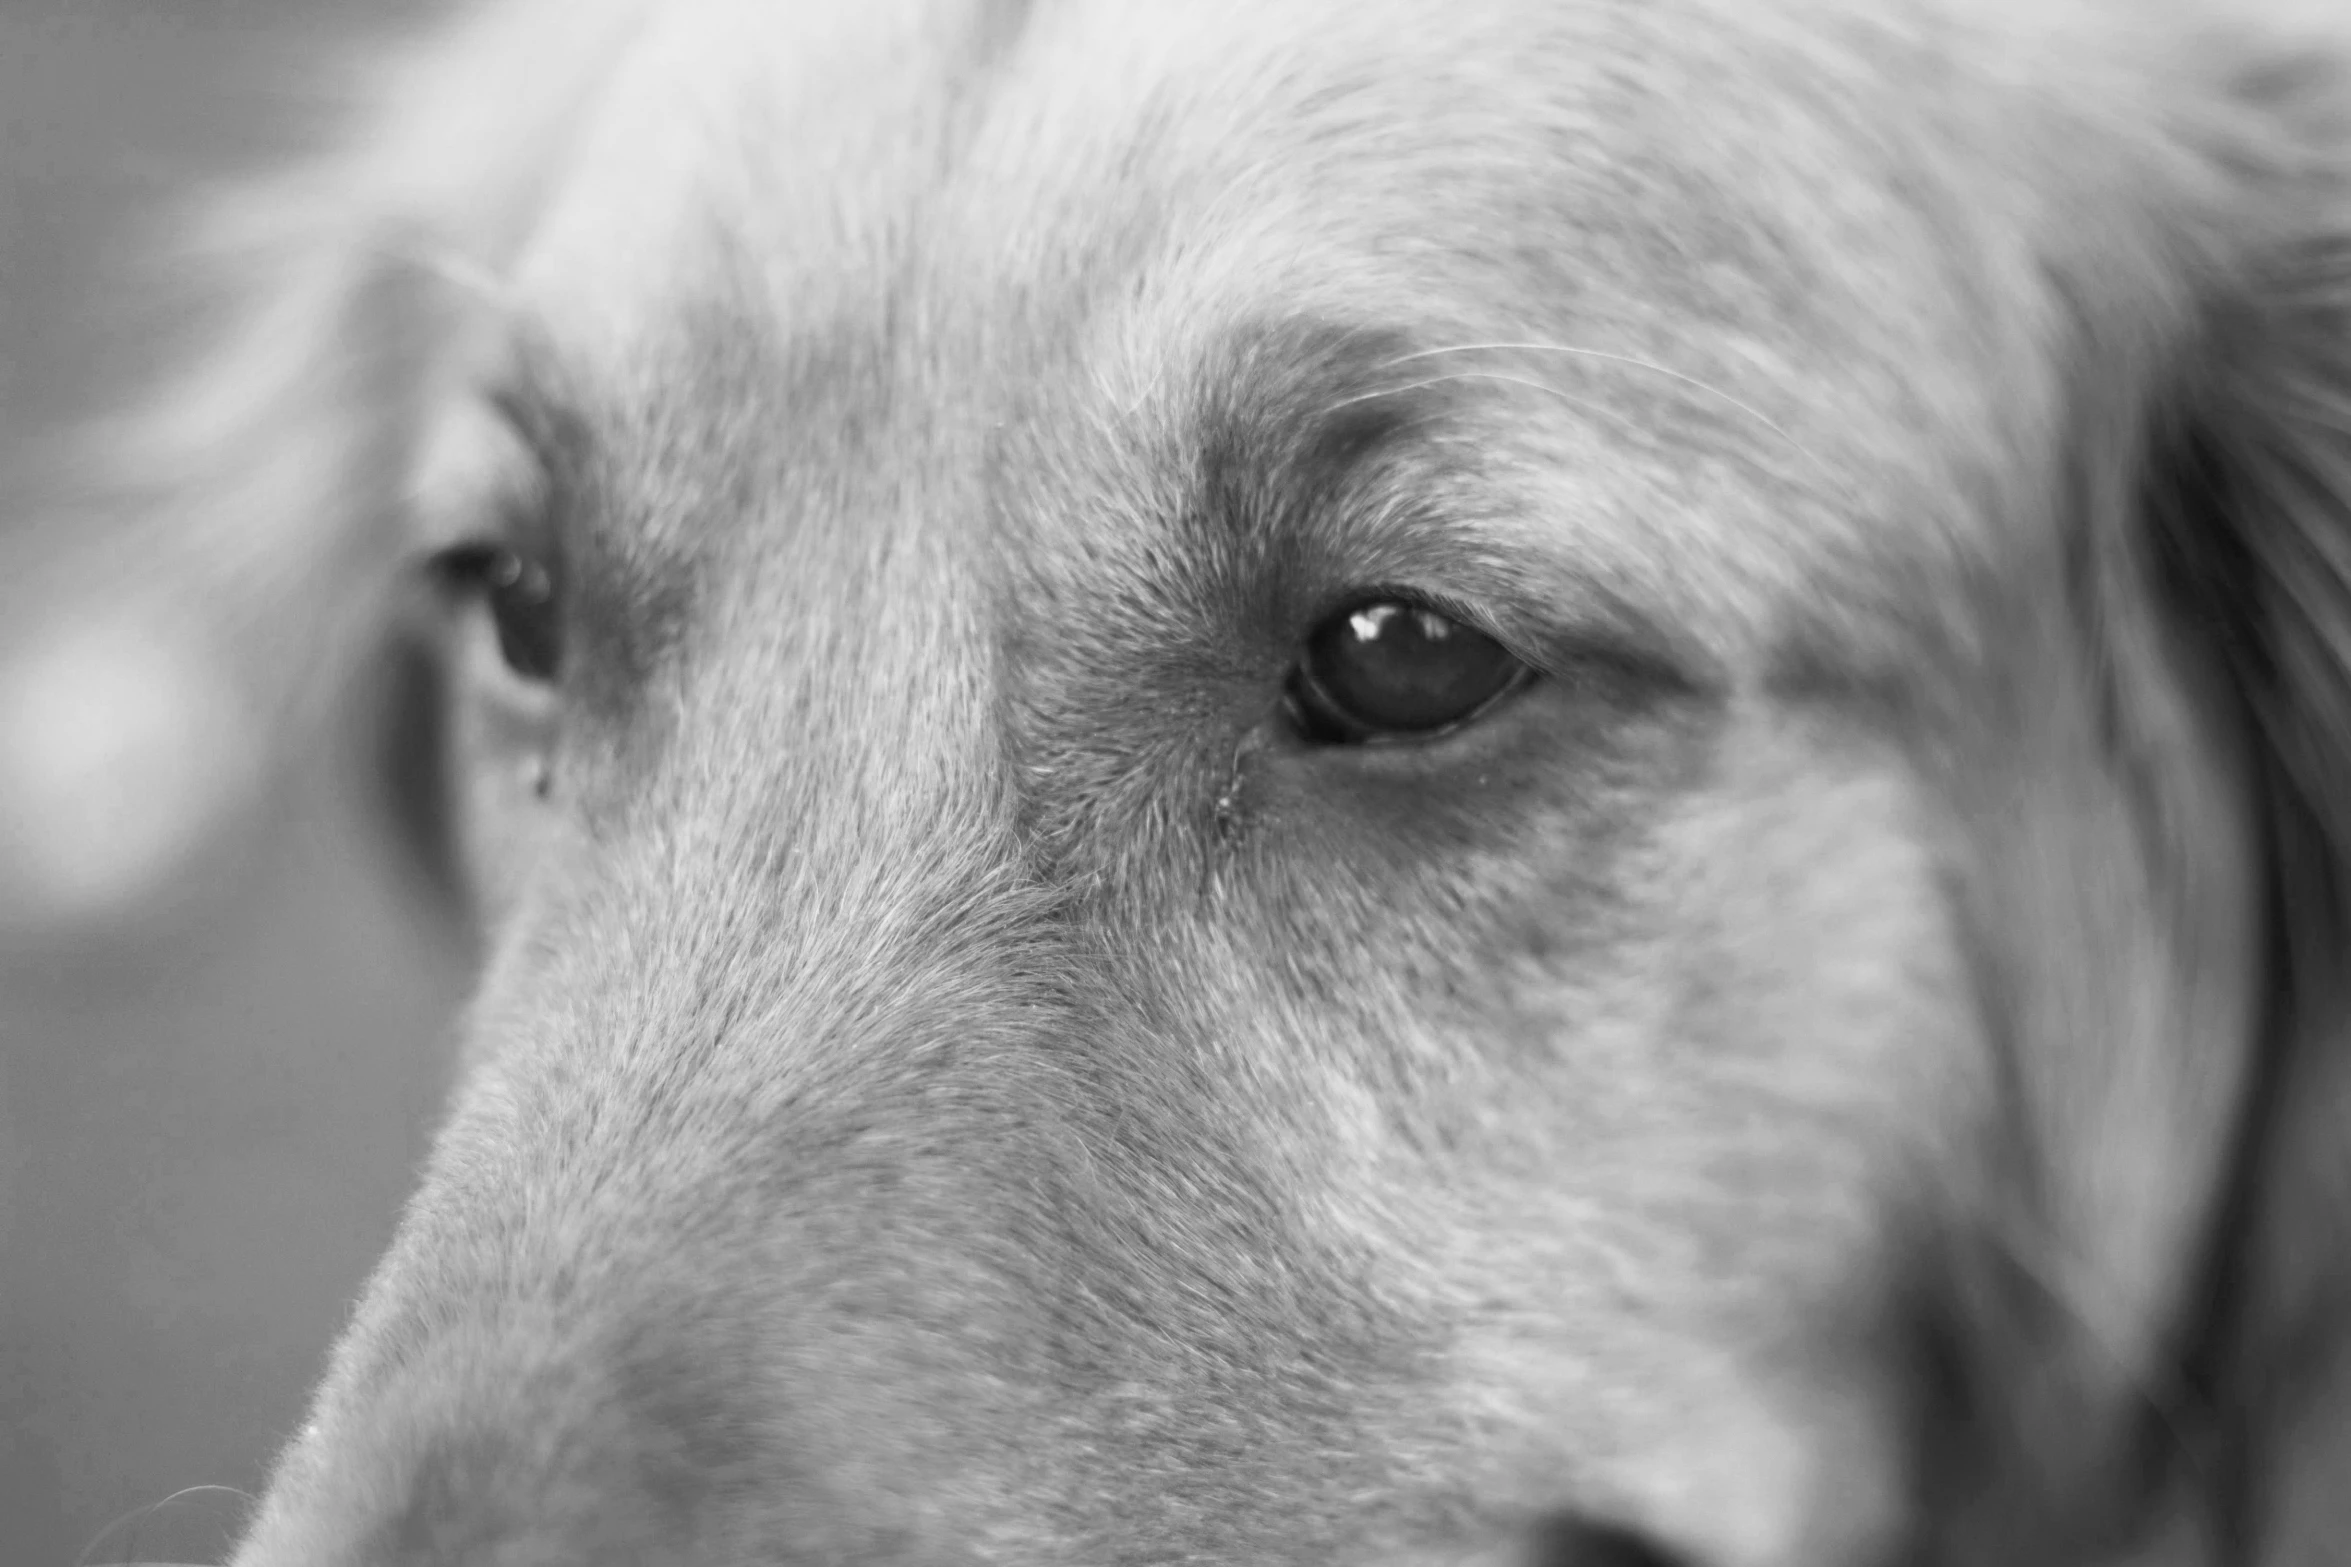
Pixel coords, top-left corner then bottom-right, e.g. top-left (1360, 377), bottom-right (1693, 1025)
top-left (1211, 723), bottom-right (1270, 845)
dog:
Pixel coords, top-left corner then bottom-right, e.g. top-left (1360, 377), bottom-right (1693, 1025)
top-left (17, 0), bottom-right (2351, 1560)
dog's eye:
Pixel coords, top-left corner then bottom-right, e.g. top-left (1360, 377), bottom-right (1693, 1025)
top-left (434, 544), bottom-right (562, 683)
top-left (1285, 596), bottom-right (1531, 743)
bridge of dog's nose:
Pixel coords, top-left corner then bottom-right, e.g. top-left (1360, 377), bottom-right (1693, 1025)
top-left (229, 881), bottom-right (1103, 1564)
top-left (233, 1315), bottom-right (797, 1567)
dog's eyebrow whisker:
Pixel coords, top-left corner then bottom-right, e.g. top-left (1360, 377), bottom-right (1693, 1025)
top-left (1321, 368), bottom-right (1683, 446)
top-left (1374, 340), bottom-right (1851, 492)
top-left (1380, 340), bottom-right (1784, 431)
top-left (73, 1482), bottom-right (257, 1567)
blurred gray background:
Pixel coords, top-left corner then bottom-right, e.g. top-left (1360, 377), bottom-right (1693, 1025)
top-left (1, 4), bottom-right (467, 1561)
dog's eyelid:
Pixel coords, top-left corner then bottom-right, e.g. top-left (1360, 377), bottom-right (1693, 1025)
top-left (1521, 609), bottom-right (1718, 694)
top-left (1319, 582), bottom-right (1505, 643)
top-left (451, 325), bottom-right (597, 536)
top-left (484, 377), bottom-right (581, 482)
top-left (409, 396), bottom-right (557, 557)
top-left (1348, 581), bottom-right (1708, 695)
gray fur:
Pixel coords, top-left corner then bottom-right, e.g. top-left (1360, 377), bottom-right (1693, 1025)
top-left (40, 1), bottom-right (2351, 1562)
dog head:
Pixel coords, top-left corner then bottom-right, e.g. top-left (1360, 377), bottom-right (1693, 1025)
top-left (24, 0), bottom-right (2351, 1561)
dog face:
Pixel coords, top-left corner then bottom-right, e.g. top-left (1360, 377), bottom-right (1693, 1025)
top-left (34, 0), bottom-right (2351, 1562)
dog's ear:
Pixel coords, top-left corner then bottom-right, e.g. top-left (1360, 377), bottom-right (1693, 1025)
top-left (1904, 30), bottom-right (2351, 1567)
top-left (0, 210), bottom-right (470, 933)
top-left (0, 0), bottom-right (637, 935)
top-left (2065, 31), bottom-right (2351, 1565)
top-left (2147, 45), bottom-right (2351, 1563)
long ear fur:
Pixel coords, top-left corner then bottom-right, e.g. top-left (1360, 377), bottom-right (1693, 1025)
top-left (0, 0), bottom-right (641, 930)
top-left (1900, 21), bottom-right (2351, 1565)
top-left (2150, 42), bottom-right (2351, 1564)
top-left (2077, 24), bottom-right (2351, 1564)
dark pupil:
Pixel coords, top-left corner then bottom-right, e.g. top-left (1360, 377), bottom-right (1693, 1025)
top-left (1294, 599), bottom-right (1522, 740)
top-left (486, 550), bottom-right (562, 681)
top-left (442, 545), bottom-right (561, 682)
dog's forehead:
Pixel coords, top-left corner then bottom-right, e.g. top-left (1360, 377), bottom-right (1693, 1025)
top-left (515, 0), bottom-right (2031, 346)
top-left (490, 0), bottom-right (2094, 662)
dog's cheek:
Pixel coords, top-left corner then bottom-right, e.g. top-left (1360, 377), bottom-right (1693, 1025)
top-left (1652, 728), bottom-right (1981, 1566)
top-left (1429, 712), bottom-right (1979, 1567)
